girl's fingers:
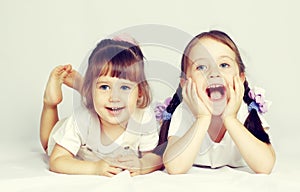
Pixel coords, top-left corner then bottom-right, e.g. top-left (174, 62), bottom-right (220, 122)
top-left (233, 76), bottom-right (244, 99)
top-left (104, 172), bottom-right (115, 177)
top-left (198, 88), bottom-right (212, 113)
top-left (182, 78), bottom-right (192, 105)
top-left (187, 78), bottom-right (196, 103)
top-left (130, 171), bottom-right (139, 177)
top-left (107, 166), bottom-right (123, 175)
top-left (229, 81), bottom-right (235, 100)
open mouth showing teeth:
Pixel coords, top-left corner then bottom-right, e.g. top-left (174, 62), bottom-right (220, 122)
top-left (106, 107), bottom-right (125, 112)
top-left (206, 84), bottom-right (226, 101)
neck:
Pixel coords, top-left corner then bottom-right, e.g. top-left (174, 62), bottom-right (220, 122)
top-left (208, 115), bottom-right (226, 143)
top-left (99, 117), bottom-right (127, 145)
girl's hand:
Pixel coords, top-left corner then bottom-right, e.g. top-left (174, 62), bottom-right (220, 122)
top-left (182, 78), bottom-right (211, 118)
top-left (115, 154), bottom-right (142, 176)
top-left (95, 159), bottom-right (123, 177)
top-left (222, 76), bottom-right (244, 121)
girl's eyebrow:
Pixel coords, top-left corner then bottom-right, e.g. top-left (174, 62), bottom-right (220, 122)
top-left (96, 79), bottom-right (136, 86)
top-left (192, 56), bottom-right (234, 64)
top-left (120, 81), bottom-right (137, 87)
top-left (218, 55), bottom-right (235, 61)
top-left (96, 80), bottom-right (109, 84)
top-left (191, 57), bottom-right (210, 64)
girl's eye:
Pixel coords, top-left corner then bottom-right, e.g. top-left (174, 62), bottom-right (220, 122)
top-left (99, 85), bottom-right (110, 90)
top-left (220, 63), bottom-right (230, 68)
top-left (120, 85), bottom-right (131, 91)
top-left (196, 65), bottom-right (207, 71)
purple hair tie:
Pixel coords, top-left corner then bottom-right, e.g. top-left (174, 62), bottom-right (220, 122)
top-left (162, 110), bottom-right (172, 120)
top-left (248, 87), bottom-right (270, 114)
top-left (248, 101), bottom-right (260, 113)
top-left (154, 97), bottom-right (172, 121)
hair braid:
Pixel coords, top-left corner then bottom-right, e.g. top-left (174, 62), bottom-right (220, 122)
top-left (153, 85), bottom-right (183, 156)
top-left (243, 80), bottom-right (270, 144)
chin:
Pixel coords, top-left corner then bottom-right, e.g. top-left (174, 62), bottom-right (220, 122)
top-left (211, 109), bottom-right (225, 116)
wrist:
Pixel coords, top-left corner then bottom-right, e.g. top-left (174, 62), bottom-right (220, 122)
top-left (222, 116), bottom-right (239, 130)
top-left (195, 114), bottom-right (211, 121)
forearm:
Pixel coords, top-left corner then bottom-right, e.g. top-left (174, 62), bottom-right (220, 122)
top-left (49, 155), bottom-right (98, 175)
top-left (224, 117), bottom-right (276, 174)
top-left (40, 103), bottom-right (59, 151)
top-left (163, 117), bottom-right (211, 174)
top-left (139, 153), bottom-right (162, 174)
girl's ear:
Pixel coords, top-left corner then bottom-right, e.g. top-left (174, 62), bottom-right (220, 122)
top-left (240, 72), bottom-right (246, 83)
top-left (180, 77), bottom-right (186, 87)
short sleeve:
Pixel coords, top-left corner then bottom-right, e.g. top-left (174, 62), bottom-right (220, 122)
top-left (48, 115), bottom-right (83, 156)
top-left (139, 131), bottom-right (159, 152)
top-left (168, 102), bottom-right (194, 138)
top-left (139, 107), bottom-right (159, 152)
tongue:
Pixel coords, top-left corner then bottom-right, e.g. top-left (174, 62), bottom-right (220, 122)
top-left (210, 91), bottom-right (222, 100)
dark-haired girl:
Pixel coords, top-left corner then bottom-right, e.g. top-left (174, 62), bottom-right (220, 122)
top-left (162, 30), bottom-right (275, 174)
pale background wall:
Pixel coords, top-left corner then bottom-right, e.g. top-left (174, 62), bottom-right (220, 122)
top-left (0, 0), bottom-right (299, 158)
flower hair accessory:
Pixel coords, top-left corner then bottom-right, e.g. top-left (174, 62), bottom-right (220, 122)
top-left (112, 33), bottom-right (138, 45)
top-left (248, 86), bottom-right (271, 114)
top-left (154, 97), bottom-right (172, 121)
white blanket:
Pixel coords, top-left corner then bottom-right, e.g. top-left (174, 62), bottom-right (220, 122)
top-left (0, 141), bottom-right (299, 192)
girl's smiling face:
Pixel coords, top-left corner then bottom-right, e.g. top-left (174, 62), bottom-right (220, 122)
top-left (185, 37), bottom-right (244, 115)
top-left (92, 75), bottom-right (139, 126)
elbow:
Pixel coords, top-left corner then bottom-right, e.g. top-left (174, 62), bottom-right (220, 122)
top-left (48, 156), bottom-right (55, 172)
top-left (163, 160), bottom-right (190, 175)
top-left (253, 154), bottom-right (276, 175)
top-left (49, 155), bottom-right (60, 173)
top-left (165, 164), bottom-right (190, 175)
top-left (254, 165), bottom-right (273, 175)
top-left (40, 136), bottom-right (48, 152)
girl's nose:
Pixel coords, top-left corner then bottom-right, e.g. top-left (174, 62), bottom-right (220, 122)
top-left (109, 88), bottom-right (120, 102)
top-left (208, 67), bottom-right (221, 78)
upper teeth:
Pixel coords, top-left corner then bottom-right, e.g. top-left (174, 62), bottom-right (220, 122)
top-left (208, 84), bottom-right (223, 88)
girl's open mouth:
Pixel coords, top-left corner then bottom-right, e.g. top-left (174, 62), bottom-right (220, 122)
top-left (206, 84), bottom-right (226, 101)
top-left (106, 107), bottom-right (125, 115)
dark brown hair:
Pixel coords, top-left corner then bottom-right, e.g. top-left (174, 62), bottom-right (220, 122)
top-left (154, 30), bottom-right (270, 156)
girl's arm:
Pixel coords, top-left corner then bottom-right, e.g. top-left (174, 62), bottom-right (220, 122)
top-left (224, 118), bottom-right (276, 174)
top-left (131, 152), bottom-right (163, 176)
top-left (40, 104), bottom-right (59, 151)
top-left (222, 76), bottom-right (275, 174)
top-left (49, 144), bottom-right (123, 177)
top-left (163, 116), bottom-right (211, 174)
top-left (40, 65), bottom-right (83, 151)
top-left (163, 78), bottom-right (212, 174)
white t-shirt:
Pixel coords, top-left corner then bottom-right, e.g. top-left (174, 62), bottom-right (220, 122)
top-left (168, 102), bottom-right (270, 168)
top-left (47, 105), bottom-right (159, 161)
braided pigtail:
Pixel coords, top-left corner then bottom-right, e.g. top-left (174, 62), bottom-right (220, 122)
top-left (153, 85), bottom-right (183, 156)
top-left (243, 80), bottom-right (270, 144)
